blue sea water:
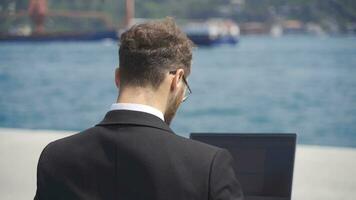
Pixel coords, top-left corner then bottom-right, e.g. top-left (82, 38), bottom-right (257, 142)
top-left (0, 35), bottom-right (356, 147)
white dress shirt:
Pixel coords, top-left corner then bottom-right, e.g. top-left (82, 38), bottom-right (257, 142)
top-left (110, 103), bottom-right (164, 121)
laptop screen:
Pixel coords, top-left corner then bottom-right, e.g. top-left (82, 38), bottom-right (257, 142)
top-left (190, 133), bottom-right (296, 200)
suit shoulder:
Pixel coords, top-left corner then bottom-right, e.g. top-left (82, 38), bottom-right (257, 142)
top-left (50, 126), bottom-right (103, 146)
top-left (39, 126), bottom-right (101, 161)
top-left (176, 134), bottom-right (222, 150)
top-left (169, 134), bottom-right (224, 160)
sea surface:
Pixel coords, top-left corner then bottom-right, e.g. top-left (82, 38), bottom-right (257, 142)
top-left (1, 35), bottom-right (356, 147)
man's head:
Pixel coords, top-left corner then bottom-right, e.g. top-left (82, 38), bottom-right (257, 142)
top-left (116, 17), bottom-right (194, 124)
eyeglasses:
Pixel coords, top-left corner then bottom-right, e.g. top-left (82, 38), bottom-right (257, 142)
top-left (169, 70), bottom-right (192, 102)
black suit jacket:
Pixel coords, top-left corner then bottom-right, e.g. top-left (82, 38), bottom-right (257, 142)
top-left (34, 110), bottom-right (243, 200)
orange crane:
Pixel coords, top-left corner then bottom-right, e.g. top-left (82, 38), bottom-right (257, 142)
top-left (28, 0), bottom-right (48, 34)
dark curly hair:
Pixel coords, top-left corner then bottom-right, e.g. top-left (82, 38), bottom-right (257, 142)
top-left (119, 17), bottom-right (194, 89)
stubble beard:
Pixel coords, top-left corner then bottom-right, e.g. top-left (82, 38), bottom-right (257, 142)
top-left (164, 94), bottom-right (182, 125)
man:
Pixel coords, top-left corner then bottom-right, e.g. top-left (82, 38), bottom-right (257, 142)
top-left (34, 17), bottom-right (244, 200)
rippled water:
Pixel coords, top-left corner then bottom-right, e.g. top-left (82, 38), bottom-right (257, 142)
top-left (1, 35), bottom-right (356, 147)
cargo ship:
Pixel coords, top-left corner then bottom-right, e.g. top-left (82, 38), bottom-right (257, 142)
top-left (0, 30), bottom-right (118, 42)
top-left (0, 0), bottom-right (120, 42)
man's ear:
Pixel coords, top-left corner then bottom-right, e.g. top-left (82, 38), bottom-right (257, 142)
top-left (170, 69), bottom-right (184, 91)
top-left (115, 67), bottom-right (120, 88)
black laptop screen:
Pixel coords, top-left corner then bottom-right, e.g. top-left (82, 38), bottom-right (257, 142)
top-left (190, 133), bottom-right (296, 199)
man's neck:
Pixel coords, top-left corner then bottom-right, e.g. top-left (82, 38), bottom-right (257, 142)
top-left (117, 87), bottom-right (167, 115)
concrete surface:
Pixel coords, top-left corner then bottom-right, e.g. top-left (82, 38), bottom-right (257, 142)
top-left (1, 128), bottom-right (355, 200)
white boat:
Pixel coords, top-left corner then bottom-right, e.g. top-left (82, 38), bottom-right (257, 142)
top-left (183, 19), bottom-right (240, 46)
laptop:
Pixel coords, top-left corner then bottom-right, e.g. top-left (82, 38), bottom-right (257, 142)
top-left (190, 133), bottom-right (297, 200)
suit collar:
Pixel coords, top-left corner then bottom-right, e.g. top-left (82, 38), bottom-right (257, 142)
top-left (96, 110), bottom-right (173, 133)
top-left (110, 103), bottom-right (164, 121)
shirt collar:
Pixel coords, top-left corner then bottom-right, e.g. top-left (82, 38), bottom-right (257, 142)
top-left (110, 103), bottom-right (164, 121)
